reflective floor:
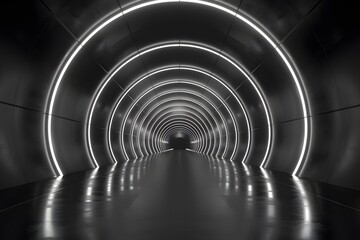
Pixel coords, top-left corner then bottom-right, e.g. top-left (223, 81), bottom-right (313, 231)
top-left (1, 150), bottom-right (360, 239)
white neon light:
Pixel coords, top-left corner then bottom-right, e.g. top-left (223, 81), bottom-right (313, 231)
top-left (107, 67), bottom-right (232, 161)
top-left (125, 87), bottom-right (227, 159)
top-left (161, 148), bottom-right (174, 153)
top-left (139, 99), bottom-right (219, 156)
top-left (179, 66), bottom-right (251, 160)
top-left (154, 109), bottom-right (208, 153)
top-left (148, 120), bottom-right (201, 153)
top-left (116, 66), bottom-right (249, 160)
top-left (152, 99), bottom-right (219, 154)
top-left (157, 120), bottom-right (197, 152)
top-left (182, 43), bottom-right (271, 165)
top-left (159, 123), bottom-right (201, 150)
top-left (93, 44), bottom-right (254, 170)
top-left (125, 85), bottom-right (229, 159)
top-left (162, 127), bottom-right (196, 142)
top-left (186, 148), bottom-right (197, 152)
top-left (130, 79), bottom-right (234, 159)
top-left (161, 125), bottom-right (199, 146)
top-left (114, 79), bottom-right (233, 159)
top-left (144, 113), bottom-right (209, 155)
top-left (46, 0), bottom-right (309, 177)
top-left (121, 88), bottom-right (225, 159)
top-left (145, 106), bottom-right (214, 155)
top-left (154, 122), bottom-right (199, 151)
top-left (139, 113), bottom-right (203, 155)
top-left (151, 118), bottom-right (205, 153)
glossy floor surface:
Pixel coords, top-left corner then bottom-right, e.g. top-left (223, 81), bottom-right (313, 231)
top-left (1, 150), bottom-right (360, 239)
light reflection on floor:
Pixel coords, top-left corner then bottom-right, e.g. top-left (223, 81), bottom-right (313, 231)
top-left (0, 150), bottom-right (359, 239)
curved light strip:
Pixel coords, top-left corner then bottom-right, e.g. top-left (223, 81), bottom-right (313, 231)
top-left (119, 71), bottom-right (235, 158)
top-left (154, 124), bottom-right (198, 152)
top-left (149, 80), bottom-right (237, 157)
top-left (136, 98), bottom-right (219, 156)
top-left (161, 124), bottom-right (199, 145)
top-left (134, 105), bottom-right (208, 156)
top-left (116, 79), bottom-right (236, 161)
top-left (112, 80), bottom-right (231, 161)
top-left (179, 66), bottom-right (251, 160)
top-left (146, 113), bottom-right (209, 155)
top-left (128, 90), bottom-right (225, 157)
top-left (143, 109), bottom-right (213, 156)
top-left (126, 92), bottom-right (225, 158)
top-left (135, 112), bottom-right (201, 156)
top-left (144, 118), bottom-right (204, 155)
top-left (46, 0), bottom-right (309, 177)
top-left (108, 68), bottom-right (239, 163)
top-left (149, 97), bottom-right (221, 156)
top-left (161, 126), bottom-right (199, 152)
top-left (155, 120), bottom-right (204, 153)
top-left (160, 120), bottom-right (210, 149)
top-left (161, 125), bottom-right (197, 145)
top-left (159, 123), bottom-right (201, 151)
top-left (121, 88), bottom-right (224, 158)
top-left (149, 104), bottom-right (217, 155)
top-left (148, 118), bottom-right (202, 154)
top-left (164, 125), bottom-right (201, 152)
top-left (113, 65), bottom-right (249, 160)
top-left (132, 86), bottom-right (231, 158)
top-left (95, 43), bottom-right (257, 170)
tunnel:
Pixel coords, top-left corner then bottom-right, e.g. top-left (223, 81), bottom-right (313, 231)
top-left (1, 0), bottom-right (360, 239)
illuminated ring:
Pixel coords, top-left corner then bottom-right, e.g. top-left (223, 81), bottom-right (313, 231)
top-left (108, 65), bottom-right (244, 162)
top-left (159, 123), bottom-right (202, 151)
top-left (151, 98), bottom-right (221, 155)
top-left (126, 92), bottom-right (225, 158)
top-left (133, 98), bottom-right (220, 156)
top-left (142, 109), bottom-right (213, 156)
top-left (147, 114), bottom-right (205, 153)
top-left (160, 127), bottom-right (197, 151)
top-left (116, 65), bottom-right (245, 157)
top-left (128, 91), bottom-right (225, 157)
top-left (116, 78), bottom-right (237, 161)
top-left (147, 113), bottom-right (209, 154)
top-left (161, 124), bottom-right (199, 145)
top-left (129, 80), bottom-right (233, 159)
top-left (140, 83), bottom-right (236, 158)
top-left (149, 102), bottom-right (218, 155)
top-left (145, 118), bottom-right (204, 154)
top-left (160, 125), bottom-right (200, 151)
top-left (156, 121), bottom-right (204, 153)
top-left (160, 120), bottom-right (210, 151)
top-left (117, 80), bottom-right (232, 159)
top-left (121, 89), bottom-right (224, 158)
top-left (137, 111), bottom-right (207, 155)
top-left (116, 66), bottom-right (249, 159)
top-left (46, 0), bottom-right (309, 177)
top-left (96, 43), bottom-right (259, 171)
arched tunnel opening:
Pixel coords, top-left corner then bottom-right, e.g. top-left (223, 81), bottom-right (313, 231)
top-left (169, 132), bottom-right (191, 150)
top-left (1, 0), bottom-right (360, 239)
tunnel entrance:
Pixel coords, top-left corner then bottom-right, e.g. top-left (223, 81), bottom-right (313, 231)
top-left (169, 132), bottom-right (191, 150)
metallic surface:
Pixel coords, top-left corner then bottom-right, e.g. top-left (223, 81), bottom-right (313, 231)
top-left (1, 0), bottom-right (360, 237)
top-left (1, 151), bottom-right (360, 239)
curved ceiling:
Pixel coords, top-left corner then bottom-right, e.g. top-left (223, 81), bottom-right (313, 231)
top-left (44, 0), bottom-right (310, 178)
top-left (5, 0), bottom-right (360, 192)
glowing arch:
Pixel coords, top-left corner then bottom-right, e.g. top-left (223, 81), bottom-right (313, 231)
top-left (45, 0), bottom-right (310, 177)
